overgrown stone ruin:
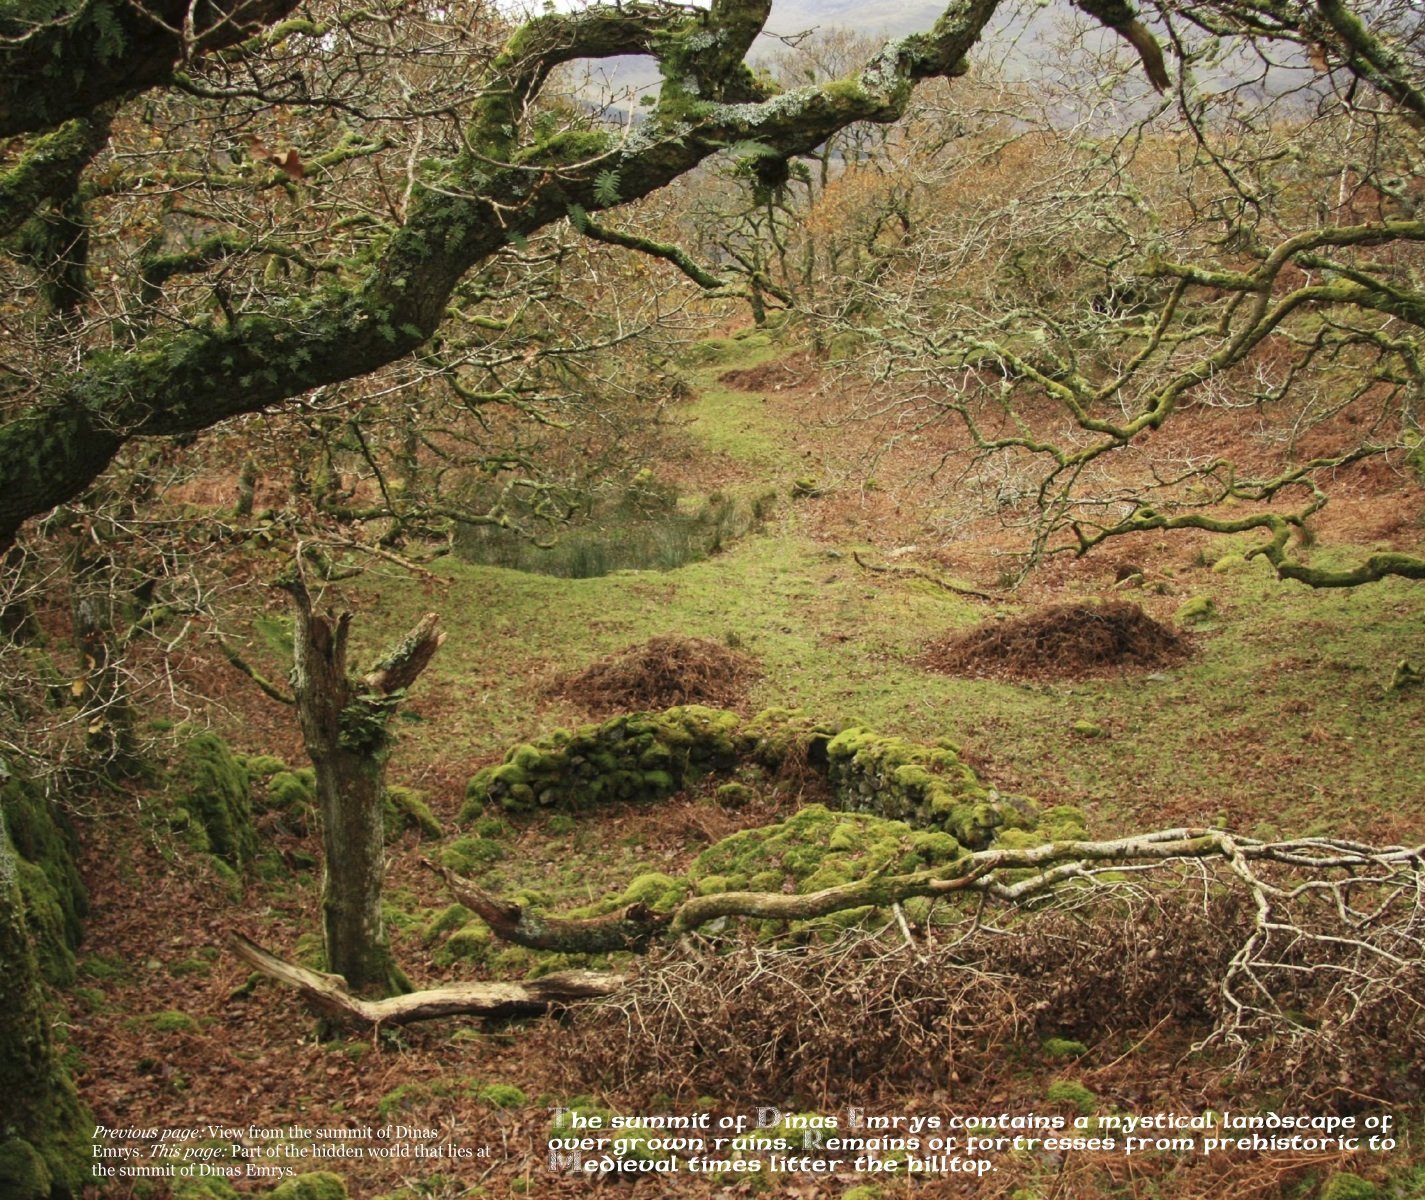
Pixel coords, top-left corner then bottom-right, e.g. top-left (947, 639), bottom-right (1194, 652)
top-left (462, 705), bottom-right (1042, 851)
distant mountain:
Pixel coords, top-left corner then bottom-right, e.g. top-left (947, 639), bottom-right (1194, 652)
top-left (763, 1), bottom-right (953, 38)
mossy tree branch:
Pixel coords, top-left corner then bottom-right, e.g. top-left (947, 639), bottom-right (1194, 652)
top-left (0, 0), bottom-right (303, 138)
top-left (576, 215), bottom-right (729, 291)
top-left (0, 0), bottom-right (1003, 549)
top-left (436, 828), bottom-right (1423, 950)
top-left (0, 111), bottom-right (113, 238)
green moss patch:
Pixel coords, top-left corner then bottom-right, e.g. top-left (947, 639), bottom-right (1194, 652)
top-left (384, 786), bottom-right (443, 841)
top-left (1, 773), bottom-right (87, 984)
top-left (171, 731), bottom-right (257, 867)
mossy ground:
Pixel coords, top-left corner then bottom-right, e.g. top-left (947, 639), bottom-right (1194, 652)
top-left (343, 506), bottom-right (1425, 845)
top-left (62, 329), bottom-right (1425, 1200)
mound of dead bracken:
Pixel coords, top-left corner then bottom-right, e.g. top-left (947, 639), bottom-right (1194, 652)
top-left (921, 600), bottom-right (1190, 681)
top-left (554, 634), bottom-right (760, 715)
top-left (717, 353), bottom-right (810, 392)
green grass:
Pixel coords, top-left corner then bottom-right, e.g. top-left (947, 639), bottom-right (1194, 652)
top-left (250, 335), bottom-right (1424, 903)
top-left (347, 510), bottom-right (1425, 849)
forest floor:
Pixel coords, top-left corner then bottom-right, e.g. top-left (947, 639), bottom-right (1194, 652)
top-left (66, 324), bottom-right (1425, 1200)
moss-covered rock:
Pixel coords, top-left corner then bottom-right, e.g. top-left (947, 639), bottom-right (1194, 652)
top-left (263, 770), bottom-right (315, 812)
top-left (383, 786), bottom-right (443, 841)
top-left (1174, 595), bottom-right (1216, 627)
top-left (689, 804), bottom-right (966, 917)
top-left (0, 1140), bottom-right (51, 1200)
top-left (824, 727), bottom-right (1026, 847)
top-left (1, 773), bottom-right (87, 972)
top-left (172, 731), bottom-right (257, 867)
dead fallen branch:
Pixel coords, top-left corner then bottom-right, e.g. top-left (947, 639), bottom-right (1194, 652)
top-left (435, 829), bottom-right (1425, 1058)
top-left (228, 932), bottom-right (625, 1028)
top-left (441, 828), bottom-right (1422, 948)
top-left (431, 861), bottom-right (670, 952)
top-left (852, 550), bottom-right (1001, 601)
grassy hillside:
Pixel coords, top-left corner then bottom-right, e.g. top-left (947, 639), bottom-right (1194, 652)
top-left (60, 327), bottom-right (1425, 1200)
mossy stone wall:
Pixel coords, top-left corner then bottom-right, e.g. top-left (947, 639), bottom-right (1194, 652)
top-left (462, 705), bottom-right (742, 819)
top-left (462, 706), bottom-right (1033, 849)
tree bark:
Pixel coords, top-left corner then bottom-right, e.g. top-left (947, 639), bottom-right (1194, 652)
top-left (284, 574), bottom-right (444, 996)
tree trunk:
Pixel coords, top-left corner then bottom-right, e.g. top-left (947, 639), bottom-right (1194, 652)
top-left (284, 574), bottom-right (443, 996)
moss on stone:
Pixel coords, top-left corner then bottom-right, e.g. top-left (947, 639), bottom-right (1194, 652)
top-left (1174, 595), bottom-right (1216, 626)
top-left (383, 785), bottom-right (443, 841)
top-left (462, 706), bottom-right (744, 819)
top-left (692, 804), bottom-right (959, 907)
top-left (173, 731), bottom-right (256, 867)
top-left (263, 770), bottom-right (315, 813)
top-left (715, 781), bottom-right (756, 807)
top-left (0, 1140), bottom-right (51, 1200)
top-left (823, 727), bottom-right (1011, 846)
top-left (1, 774), bottom-right (86, 955)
